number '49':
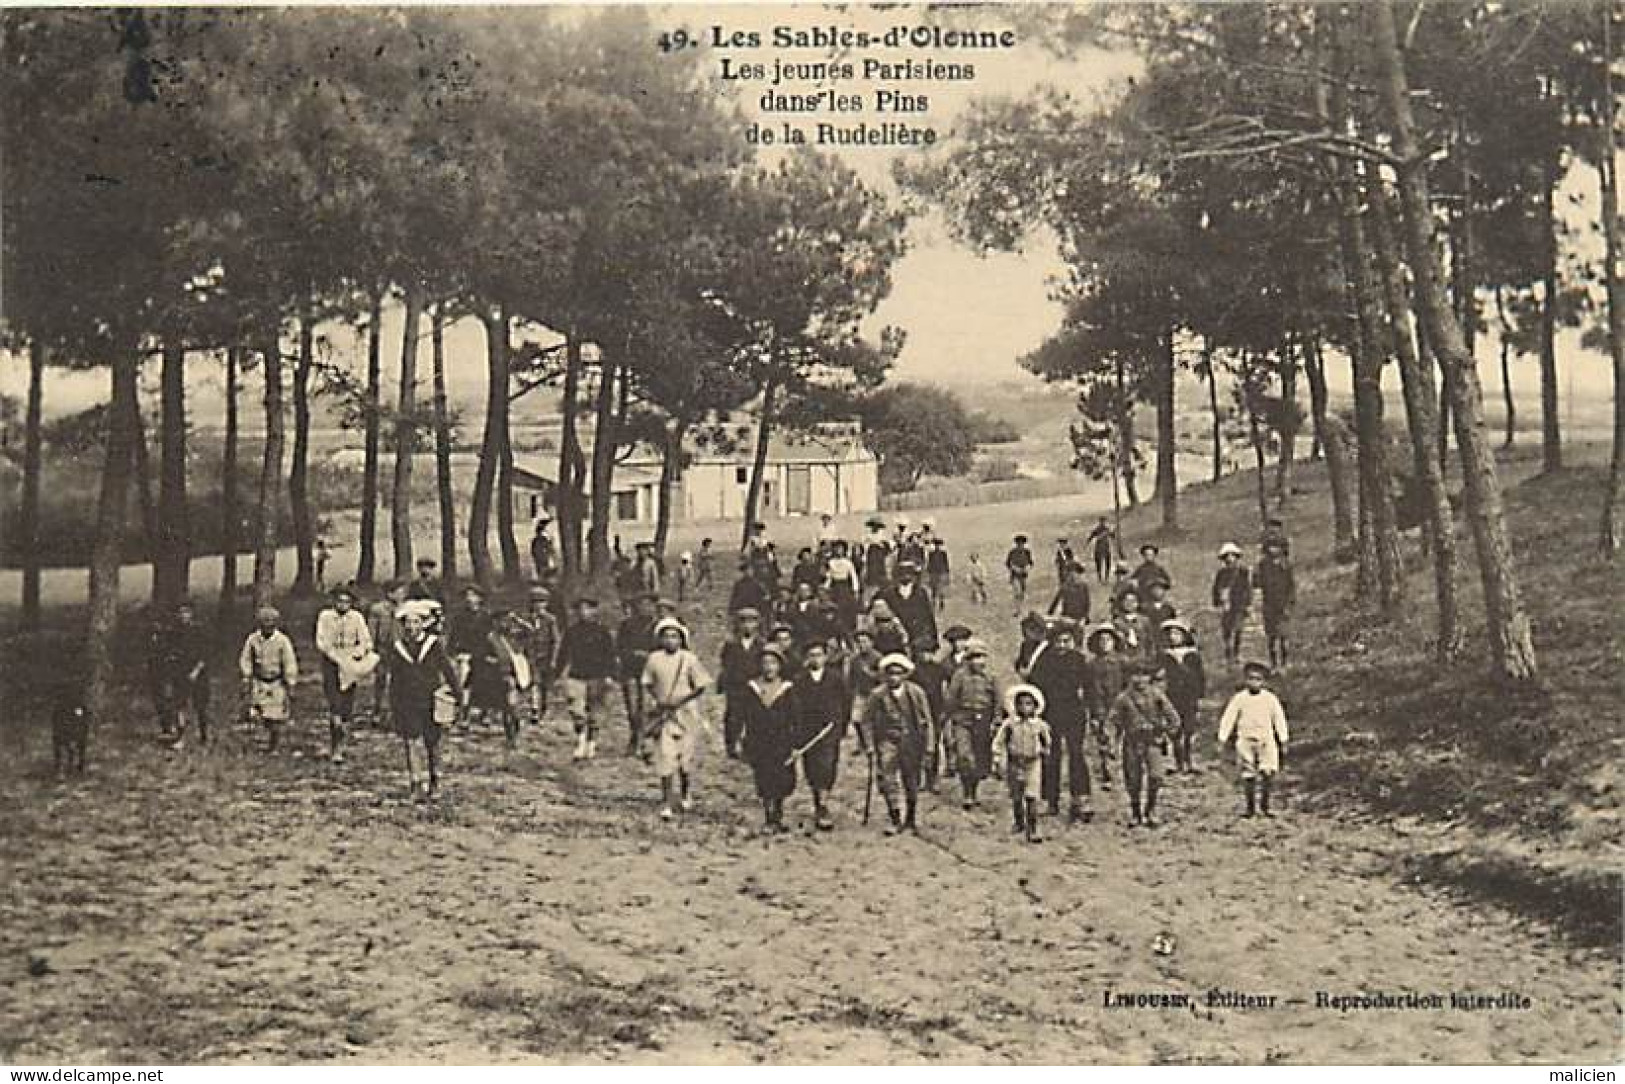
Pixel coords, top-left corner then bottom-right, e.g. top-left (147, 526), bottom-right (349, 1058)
top-left (658, 29), bottom-right (692, 53)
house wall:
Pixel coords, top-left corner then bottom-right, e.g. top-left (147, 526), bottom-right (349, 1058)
top-left (545, 457), bottom-right (880, 527)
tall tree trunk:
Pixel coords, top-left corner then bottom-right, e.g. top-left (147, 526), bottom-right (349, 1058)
top-left (495, 315), bottom-right (521, 583)
top-left (586, 356), bottom-right (620, 580)
top-left (1248, 396), bottom-right (1270, 528)
top-left (391, 286), bottom-right (422, 580)
top-left (1443, 124), bottom-right (1475, 471)
top-left (87, 349), bottom-right (140, 721)
top-left (1495, 287), bottom-right (1518, 448)
top-left (1338, 192), bottom-right (1403, 616)
top-left (19, 339), bottom-right (45, 631)
top-left (1369, 0), bottom-right (1537, 681)
top-left (132, 406), bottom-right (157, 561)
top-left (1598, 0), bottom-right (1625, 555)
top-left (470, 307), bottom-right (503, 587)
top-left (1154, 328), bottom-right (1178, 530)
top-left (431, 304), bottom-right (457, 581)
top-left (1109, 416), bottom-right (1124, 555)
top-left (741, 373), bottom-right (779, 549)
top-left (1274, 339), bottom-right (1298, 508)
top-left (356, 290), bottom-right (383, 584)
top-left (1325, 29), bottom-right (1402, 616)
top-left (1304, 335), bottom-right (1356, 559)
top-left (557, 333), bottom-right (586, 581)
top-left (220, 346), bottom-right (240, 617)
top-left (653, 415), bottom-right (687, 559)
top-left (253, 336), bottom-right (284, 612)
top-left (289, 316), bottom-right (315, 596)
top-left (1205, 337), bottom-right (1224, 482)
top-left (153, 339), bottom-right (189, 610)
top-left (1115, 354), bottom-right (1140, 509)
top-left (1371, 176), bottom-right (1463, 660)
top-left (1539, 166), bottom-right (1563, 473)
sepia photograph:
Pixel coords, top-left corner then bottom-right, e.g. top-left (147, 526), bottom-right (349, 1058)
top-left (1, 0), bottom-right (1621, 1069)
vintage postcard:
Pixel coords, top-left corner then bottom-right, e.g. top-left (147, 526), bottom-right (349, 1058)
top-left (1, 1), bottom-right (1621, 1069)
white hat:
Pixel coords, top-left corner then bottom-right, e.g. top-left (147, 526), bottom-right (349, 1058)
top-left (1218, 542), bottom-right (1244, 558)
top-left (652, 616), bottom-right (690, 646)
top-left (878, 652), bottom-right (915, 675)
top-left (395, 599), bottom-right (441, 623)
top-left (1005, 682), bottom-right (1047, 717)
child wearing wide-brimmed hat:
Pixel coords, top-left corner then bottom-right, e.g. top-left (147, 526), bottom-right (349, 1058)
top-left (1211, 542), bottom-right (1253, 664)
top-left (1217, 660), bottom-right (1290, 817)
top-left (992, 683), bottom-right (1053, 842)
top-left (1159, 618), bottom-right (1207, 773)
top-left (641, 617), bottom-right (711, 821)
top-left (858, 652), bottom-right (935, 834)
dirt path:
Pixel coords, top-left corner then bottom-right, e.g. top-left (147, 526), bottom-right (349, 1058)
top-left (3, 700), bottom-right (1618, 1064)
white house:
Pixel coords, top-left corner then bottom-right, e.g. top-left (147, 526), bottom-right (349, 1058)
top-left (510, 420), bottom-right (879, 527)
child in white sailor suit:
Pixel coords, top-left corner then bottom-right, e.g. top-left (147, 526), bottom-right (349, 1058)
top-left (1216, 660), bottom-right (1290, 817)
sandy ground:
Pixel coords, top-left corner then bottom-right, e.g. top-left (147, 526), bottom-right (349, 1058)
top-left (3, 475), bottom-right (1621, 1065)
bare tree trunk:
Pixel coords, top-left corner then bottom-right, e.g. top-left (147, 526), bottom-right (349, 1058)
top-left (431, 304), bottom-right (457, 581)
top-left (391, 287), bottom-right (421, 581)
top-left (741, 373), bottom-right (779, 549)
top-left (1539, 167), bottom-right (1563, 473)
top-left (470, 307), bottom-right (503, 587)
top-left (653, 415), bottom-right (687, 559)
top-left (20, 339), bottom-right (45, 631)
top-left (356, 290), bottom-right (383, 584)
top-left (1371, 175), bottom-right (1463, 660)
top-left (153, 339), bottom-right (190, 611)
top-left (1304, 335), bottom-right (1355, 559)
top-left (1369, 0), bottom-right (1537, 681)
top-left (1155, 328), bottom-right (1178, 530)
top-left (1115, 354), bottom-right (1140, 509)
top-left (495, 314), bottom-right (521, 583)
top-left (586, 356), bottom-right (620, 581)
top-left (1495, 287), bottom-right (1518, 448)
top-left (1205, 337), bottom-right (1224, 482)
top-left (1248, 397), bottom-right (1269, 528)
top-left (1323, 26), bottom-right (1403, 616)
top-left (1109, 416), bottom-right (1124, 556)
top-left (87, 349), bottom-right (140, 721)
top-left (1338, 191), bottom-right (1403, 617)
top-left (1274, 338), bottom-right (1298, 508)
top-left (1598, 1), bottom-right (1625, 556)
top-left (289, 316), bottom-right (315, 596)
top-left (557, 333), bottom-right (586, 581)
top-left (132, 406), bottom-right (157, 561)
top-left (253, 335), bottom-right (284, 612)
top-left (220, 346), bottom-right (240, 617)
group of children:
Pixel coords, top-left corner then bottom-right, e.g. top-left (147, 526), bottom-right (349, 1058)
top-left (139, 511), bottom-right (1297, 832)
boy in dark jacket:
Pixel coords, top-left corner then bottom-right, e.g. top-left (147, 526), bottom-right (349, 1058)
top-left (152, 601), bottom-right (211, 749)
top-left (1027, 620), bottom-right (1093, 823)
top-left (1158, 619), bottom-right (1206, 773)
top-left (558, 597), bottom-right (618, 761)
top-left (1085, 624), bottom-right (1127, 789)
top-left (616, 594), bottom-right (658, 757)
top-left (1108, 662), bottom-right (1182, 827)
top-left (1048, 562), bottom-right (1092, 624)
top-left (793, 640), bottom-right (851, 830)
top-left (1005, 534), bottom-right (1035, 609)
top-left (1255, 539), bottom-right (1297, 669)
top-left (719, 607), bottom-right (764, 759)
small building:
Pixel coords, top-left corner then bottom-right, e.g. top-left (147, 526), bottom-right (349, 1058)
top-left (510, 420), bottom-right (878, 527)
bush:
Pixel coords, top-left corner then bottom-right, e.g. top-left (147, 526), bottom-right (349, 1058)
top-left (977, 456), bottom-right (1022, 483)
top-left (967, 410), bottom-right (1021, 445)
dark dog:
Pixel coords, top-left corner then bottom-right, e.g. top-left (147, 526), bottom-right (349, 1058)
top-left (52, 696), bottom-right (91, 774)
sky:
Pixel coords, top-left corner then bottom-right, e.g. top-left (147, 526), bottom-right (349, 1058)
top-left (0, 2), bottom-right (1616, 424)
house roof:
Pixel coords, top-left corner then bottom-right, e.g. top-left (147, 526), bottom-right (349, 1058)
top-left (512, 459), bottom-right (663, 493)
